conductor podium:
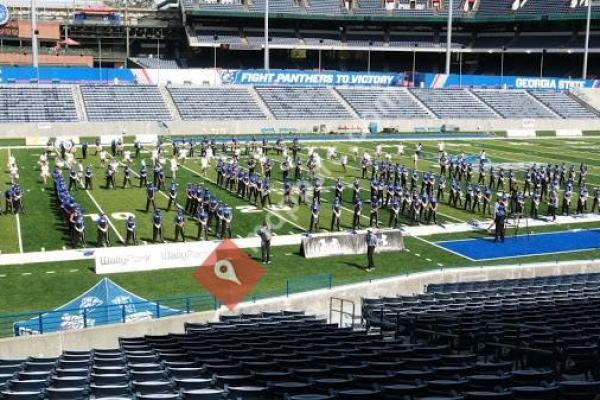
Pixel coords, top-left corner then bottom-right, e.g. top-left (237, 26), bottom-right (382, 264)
top-left (300, 229), bottom-right (405, 259)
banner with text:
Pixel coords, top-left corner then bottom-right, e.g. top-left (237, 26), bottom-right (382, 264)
top-left (95, 241), bottom-right (219, 274)
top-left (422, 73), bottom-right (600, 90)
top-left (221, 69), bottom-right (411, 87)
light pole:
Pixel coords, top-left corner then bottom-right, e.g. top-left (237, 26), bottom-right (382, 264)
top-left (367, 41), bottom-right (372, 72)
top-left (264, 0), bottom-right (269, 70)
top-left (540, 49), bottom-right (545, 78)
top-left (31, 0), bottom-right (39, 81)
top-left (459, 46), bottom-right (463, 88)
top-left (213, 35), bottom-right (218, 69)
top-left (318, 39), bottom-right (323, 72)
top-left (98, 37), bottom-right (102, 83)
top-left (500, 47), bottom-right (505, 86)
top-left (125, 0), bottom-right (130, 59)
top-left (445, 0), bottom-right (453, 74)
top-left (583, 0), bottom-right (592, 79)
top-left (157, 37), bottom-right (161, 83)
top-left (412, 43), bottom-right (417, 85)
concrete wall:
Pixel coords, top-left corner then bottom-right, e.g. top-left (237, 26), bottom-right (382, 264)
top-left (572, 88), bottom-right (600, 115)
top-left (2, 117), bottom-right (600, 139)
top-left (2, 259), bottom-right (600, 357)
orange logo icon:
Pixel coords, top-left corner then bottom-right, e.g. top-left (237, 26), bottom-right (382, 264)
top-left (194, 239), bottom-right (265, 310)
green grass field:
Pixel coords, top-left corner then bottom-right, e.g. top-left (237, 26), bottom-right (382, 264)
top-left (3, 136), bottom-right (600, 319)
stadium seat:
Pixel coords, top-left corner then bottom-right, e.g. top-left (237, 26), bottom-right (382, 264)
top-left (0, 365), bottom-right (23, 375)
top-left (180, 388), bottom-right (224, 399)
top-left (90, 383), bottom-right (131, 398)
top-left (136, 395), bottom-right (179, 400)
top-left (0, 391), bottom-right (43, 400)
top-left (45, 387), bottom-right (87, 400)
top-left (54, 369), bottom-right (89, 378)
top-left (173, 379), bottom-right (212, 391)
top-left (7, 380), bottom-right (47, 392)
top-left (254, 87), bottom-right (354, 120)
top-left (91, 373), bottom-right (128, 385)
top-left (227, 385), bottom-right (270, 398)
top-left (80, 85), bottom-right (172, 122)
top-left (511, 385), bottom-right (559, 400)
top-left (49, 376), bottom-right (89, 388)
top-left (335, 388), bottom-right (382, 399)
top-left (132, 381), bottom-right (173, 396)
top-left (464, 392), bottom-right (513, 400)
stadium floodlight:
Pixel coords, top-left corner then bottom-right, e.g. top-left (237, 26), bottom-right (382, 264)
top-left (264, 0), bottom-right (269, 70)
top-left (445, 0), bottom-right (453, 75)
top-left (31, 0), bottom-right (38, 70)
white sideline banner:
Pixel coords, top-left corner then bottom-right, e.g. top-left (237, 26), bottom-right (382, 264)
top-left (99, 135), bottom-right (122, 145)
top-left (135, 134), bottom-right (159, 144)
top-left (25, 136), bottom-right (49, 146)
top-left (506, 129), bottom-right (536, 138)
top-left (556, 129), bottom-right (582, 137)
top-left (95, 241), bottom-right (219, 274)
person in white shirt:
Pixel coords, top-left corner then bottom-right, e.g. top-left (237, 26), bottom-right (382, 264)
top-left (397, 143), bottom-right (405, 156)
top-left (170, 157), bottom-right (179, 179)
top-left (99, 149), bottom-right (107, 167)
top-left (40, 162), bottom-right (50, 185)
top-left (438, 141), bottom-right (445, 156)
top-left (123, 150), bottom-right (132, 165)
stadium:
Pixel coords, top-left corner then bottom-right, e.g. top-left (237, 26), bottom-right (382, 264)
top-left (4, 0), bottom-right (600, 399)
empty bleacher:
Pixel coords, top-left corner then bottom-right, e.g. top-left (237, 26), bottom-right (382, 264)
top-left (336, 87), bottom-right (433, 119)
top-left (472, 89), bottom-right (557, 118)
top-left (361, 271), bottom-right (600, 399)
top-left (249, 0), bottom-right (301, 13)
top-left (167, 86), bottom-right (267, 120)
top-left (529, 90), bottom-right (598, 119)
top-left (426, 271), bottom-right (600, 293)
top-left (80, 85), bottom-right (173, 122)
top-left (410, 88), bottom-right (499, 119)
top-left (0, 86), bottom-right (78, 123)
top-left (255, 87), bottom-right (354, 119)
top-left (305, 0), bottom-right (345, 15)
top-left (130, 57), bottom-right (180, 69)
top-left (7, 280), bottom-right (600, 400)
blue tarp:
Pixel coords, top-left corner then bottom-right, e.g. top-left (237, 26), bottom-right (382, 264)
top-left (13, 278), bottom-right (180, 336)
top-left (0, 67), bottom-right (135, 84)
top-left (436, 229), bottom-right (600, 261)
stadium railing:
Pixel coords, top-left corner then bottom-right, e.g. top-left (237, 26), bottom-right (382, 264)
top-left (0, 273), bottom-right (334, 338)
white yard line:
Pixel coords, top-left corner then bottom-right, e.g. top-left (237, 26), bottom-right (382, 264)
top-left (84, 189), bottom-right (125, 243)
top-left (15, 213), bottom-right (23, 253)
top-left (7, 149), bottom-right (23, 253)
top-left (117, 161), bottom-right (184, 209)
top-left (311, 144), bottom-right (466, 224)
top-left (178, 163), bottom-right (306, 231)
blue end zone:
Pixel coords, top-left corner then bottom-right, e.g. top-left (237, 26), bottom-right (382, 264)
top-left (435, 229), bottom-right (600, 261)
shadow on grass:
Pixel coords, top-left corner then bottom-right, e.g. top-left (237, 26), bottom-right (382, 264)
top-left (343, 261), bottom-right (367, 271)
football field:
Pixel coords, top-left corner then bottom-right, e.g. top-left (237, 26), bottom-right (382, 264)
top-left (3, 135), bottom-right (600, 317)
top-left (3, 136), bottom-right (600, 253)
